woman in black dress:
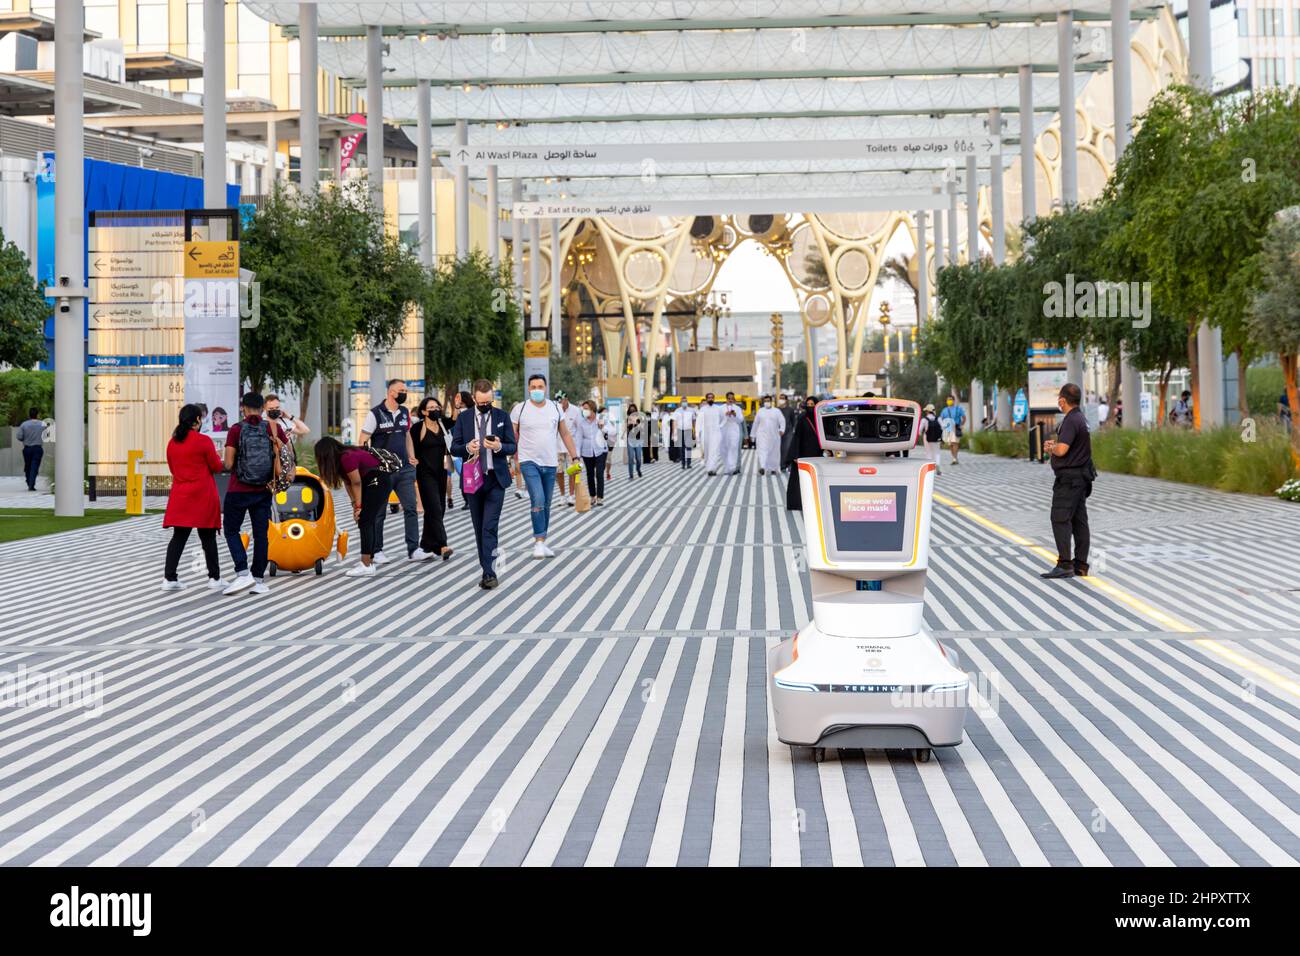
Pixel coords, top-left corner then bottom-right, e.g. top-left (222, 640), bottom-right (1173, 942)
top-left (412, 396), bottom-right (453, 559)
top-left (783, 396), bottom-right (824, 511)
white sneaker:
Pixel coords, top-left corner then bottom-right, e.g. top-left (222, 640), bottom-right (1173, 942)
top-left (372, 551), bottom-right (390, 565)
top-left (250, 579), bottom-right (269, 595)
top-left (160, 579), bottom-right (185, 592)
top-left (205, 578), bottom-right (227, 591)
top-left (566, 494), bottom-right (575, 506)
top-left (345, 562), bottom-right (377, 578)
top-left (541, 542), bottom-right (556, 558)
top-left (532, 541), bottom-right (547, 559)
top-left (223, 573), bottom-right (255, 596)
top-left (409, 549), bottom-right (434, 562)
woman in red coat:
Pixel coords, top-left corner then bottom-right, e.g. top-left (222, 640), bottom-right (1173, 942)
top-left (163, 403), bottom-right (225, 590)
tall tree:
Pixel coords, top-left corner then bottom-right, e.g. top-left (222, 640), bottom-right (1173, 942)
top-left (0, 231), bottom-right (50, 369)
top-left (420, 250), bottom-right (523, 400)
top-left (1248, 208), bottom-right (1300, 469)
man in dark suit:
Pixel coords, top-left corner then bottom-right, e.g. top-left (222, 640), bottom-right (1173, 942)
top-left (450, 378), bottom-right (518, 589)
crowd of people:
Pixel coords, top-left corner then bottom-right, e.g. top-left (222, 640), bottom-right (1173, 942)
top-left (160, 381), bottom-right (843, 594)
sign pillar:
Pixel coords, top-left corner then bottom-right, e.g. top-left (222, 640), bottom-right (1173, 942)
top-left (52, 0), bottom-right (87, 516)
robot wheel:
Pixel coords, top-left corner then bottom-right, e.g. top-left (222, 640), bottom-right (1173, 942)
top-left (914, 748), bottom-right (932, 763)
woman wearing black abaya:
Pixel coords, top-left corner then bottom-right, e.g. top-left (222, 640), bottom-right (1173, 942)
top-left (783, 396), bottom-right (823, 511)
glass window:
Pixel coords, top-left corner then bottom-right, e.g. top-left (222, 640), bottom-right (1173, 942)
top-left (137, 2), bottom-right (169, 49)
top-left (1239, 9), bottom-right (1249, 36)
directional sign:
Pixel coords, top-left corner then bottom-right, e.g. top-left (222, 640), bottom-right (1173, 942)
top-left (513, 193), bottom-right (949, 219)
top-left (184, 241), bottom-right (240, 279)
top-left (446, 137), bottom-right (1000, 168)
top-left (1013, 387), bottom-right (1029, 424)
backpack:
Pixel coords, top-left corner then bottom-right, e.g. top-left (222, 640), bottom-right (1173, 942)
top-left (235, 420), bottom-right (275, 486)
top-left (271, 438), bottom-right (296, 493)
top-left (925, 414), bottom-right (943, 443)
top-left (362, 442), bottom-right (403, 474)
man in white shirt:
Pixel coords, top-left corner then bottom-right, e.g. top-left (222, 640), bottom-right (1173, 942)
top-left (752, 395), bottom-right (785, 475)
top-left (670, 399), bottom-right (696, 469)
top-left (511, 373), bottom-right (579, 558)
top-left (719, 392), bottom-right (744, 474)
top-left (555, 391), bottom-right (584, 505)
top-left (697, 392), bottom-right (724, 474)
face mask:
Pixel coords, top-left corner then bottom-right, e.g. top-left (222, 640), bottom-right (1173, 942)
top-left (706, 399), bottom-right (714, 405)
top-left (266, 409), bottom-right (281, 419)
top-left (530, 389), bottom-right (545, 402)
top-left (585, 410), bottom-right (595, 419)
top-left (476, 401), bottom-right (493, 413)
top-left (762, 402), bottom-right (770, 408)
top-left (427, 407), bottom-right (441, 419)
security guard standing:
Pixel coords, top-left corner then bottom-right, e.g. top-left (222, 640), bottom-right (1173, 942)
top-left (1041, 382), bottom-right (1095, 579)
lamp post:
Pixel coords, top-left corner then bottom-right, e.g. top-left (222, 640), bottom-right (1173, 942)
top-left (771, 312), bottom-right (785, 394)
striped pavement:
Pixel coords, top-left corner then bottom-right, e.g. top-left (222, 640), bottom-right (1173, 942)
top-left (0, 450), bottom-right (1296, 866)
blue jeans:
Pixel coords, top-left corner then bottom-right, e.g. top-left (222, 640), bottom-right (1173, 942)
top-left (627, 444), bottom-right (643, 478)
top-left (223, 490), bottom-right (272, 577)
top-left (22, 445), bottom-right (42, 490)
top-left (520, 460), bottom-right (556, 538)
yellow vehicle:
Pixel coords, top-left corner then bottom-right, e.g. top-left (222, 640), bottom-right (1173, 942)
top-left (654, 394), bottom-right (759, 423)
top-left (249, 467), bottom-right (350, 576)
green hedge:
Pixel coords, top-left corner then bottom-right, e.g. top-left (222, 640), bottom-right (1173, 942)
top-left (968, 429), bottom-right (1029, 458)
top-left (971, 422), bottom-right (1297, 497)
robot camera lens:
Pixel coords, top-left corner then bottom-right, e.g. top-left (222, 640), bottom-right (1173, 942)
top-left (877, 416), bottom-right (900, 439)
top-left (834, 418), bottom-right (858, 439)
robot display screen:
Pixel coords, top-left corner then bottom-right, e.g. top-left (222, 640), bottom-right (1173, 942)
top-left (828, 484), bottom-right (909, 552)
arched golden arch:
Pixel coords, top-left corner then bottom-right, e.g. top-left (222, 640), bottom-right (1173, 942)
top-left (515, 7), bottom-right (1186, 406)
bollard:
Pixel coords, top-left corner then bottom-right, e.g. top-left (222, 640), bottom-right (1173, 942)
top-left (126, 449), bottom-right (144, 515)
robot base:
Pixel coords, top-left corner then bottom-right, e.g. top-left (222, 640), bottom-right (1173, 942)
top-left (768, 626), bottom-right (969, 760)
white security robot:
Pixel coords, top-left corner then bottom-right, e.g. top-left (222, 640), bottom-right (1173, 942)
top-left (769, 397), bottom-right (969, 762)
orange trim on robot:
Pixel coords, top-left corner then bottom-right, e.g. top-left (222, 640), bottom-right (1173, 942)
top-left (797, 460), bottom-right (832, 566)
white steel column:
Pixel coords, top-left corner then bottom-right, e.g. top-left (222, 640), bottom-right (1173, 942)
top-left (53, 0), bottom-right (86, 515)
top-left (454, 120), bottom-right (469, 257)
top-left (989, 108), bottom-right (1005, 263)
top-left (1114, 0), bottom-right (1142, 428)
top-left (946, 182), bottom-right (958, 263)
top-left (365, 25), bottom-right (384, 212)
top-left (1057, 12), bottom-right (1078, 207)
top-left (965, 154), bottom-right (979, 263)
top-left (1189, 0), bottom-right (1223, 427)
top-left (511, 179), bottom-right (525, 315)
top-left (486, 165), bottom-right (500, 267)
top-left (915, 210), bottom-right (928, 324)
top-left (299, 2), bottom-right (319, 190)
top-left (202, 0), bottom-right (225, 208)
top-left (416, 79), bottom-right (432, 267)
top-left (529, 214), bottom-right (542, 328)
top-left (265, 116), bottom-right (277, 184)
top-left (550, 220), bottom-right (562, 351)
top-left (934, 202), bottom-right (945, 270)
top-left (1018, 65), bottom-right (1037, 223)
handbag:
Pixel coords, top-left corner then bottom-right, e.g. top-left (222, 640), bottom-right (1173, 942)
top-left (462, 455), bottom-right (484, 495)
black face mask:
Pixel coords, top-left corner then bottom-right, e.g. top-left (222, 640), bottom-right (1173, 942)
top-left (394, 392), bottom-right (407, 405)
top-left (476, 401), bottom-right (493, 413)
top-left (266, 409), bottom-right (281, 419)
top-left (706, 399), bottom-right (714, 405)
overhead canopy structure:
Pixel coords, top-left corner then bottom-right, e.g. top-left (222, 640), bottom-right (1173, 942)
top-left (243, 0), bottom-right (1184, 402)
top-left (0, 72), bottom-right (140, 117)
top-left (123, 51), bottom-right (206, 83)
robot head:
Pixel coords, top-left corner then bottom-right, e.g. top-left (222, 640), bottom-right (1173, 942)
top-left (815, 397), bottom-right (920, 454)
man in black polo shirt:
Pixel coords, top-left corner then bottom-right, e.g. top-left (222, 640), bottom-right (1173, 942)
top-left (1041, 382), bottom-right (1095, 579)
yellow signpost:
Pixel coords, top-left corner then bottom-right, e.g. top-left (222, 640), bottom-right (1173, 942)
top-left (183, 241), bottom-right (240, 279)
top-left (126, 449), bottom-right (144, 515)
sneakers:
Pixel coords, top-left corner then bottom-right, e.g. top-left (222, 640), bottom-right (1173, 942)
top-left (532, 541), bottom-right (548, 559)
top-left (409, 549), bottom-right (434, 562)
top-left (540, 542), bottom-right (556, 558)
top-left (160, 579), bottom-right (186, 592)
top-left (479, 574), bottom-right (499, 590)
top-left (223, 573), bottom-right (256, 596)
top-left (372, 551), bottom-right (390, 565)
top-left (205, 577), bottom-right (227, 591)
top-left (250, 579), bottom-right (269, 595)
top-left (565, 495), bottom-right (575, 507)
top-left (345, 562), bottom-right (377, 578)
top-left (595, 497), bottom-right (604, 506)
